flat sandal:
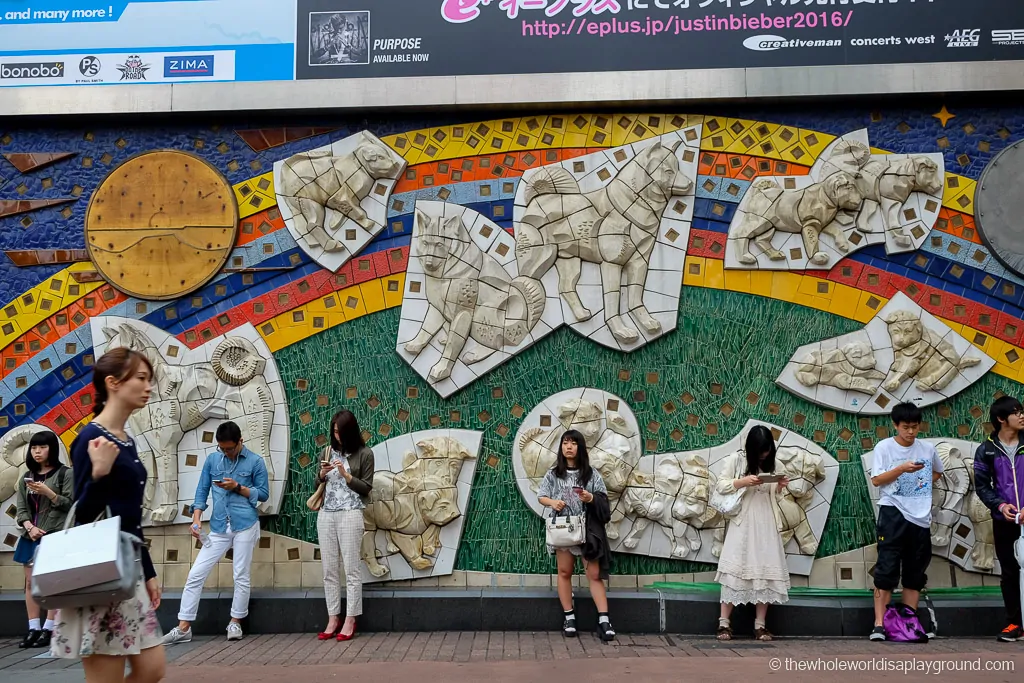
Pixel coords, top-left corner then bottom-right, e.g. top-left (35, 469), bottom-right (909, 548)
top-left (716, 626), bottom-right (732, 641)
top-left (754, 627), bottom-right (773, 641)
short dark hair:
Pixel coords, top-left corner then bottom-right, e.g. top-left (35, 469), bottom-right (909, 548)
top-left (991, 396), bottom-right (1023, 430)
top-left (891, 402), bottom-right (923, 426)
top-left (330, 409), bottom-right (366, 454)
top-left (26, 430), bottom-right (61, 473)
top-left (215, 421), bottom-right (242, 444)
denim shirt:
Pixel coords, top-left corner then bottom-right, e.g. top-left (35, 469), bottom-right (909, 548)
top-left (190, 446), bottom-right (269, 534)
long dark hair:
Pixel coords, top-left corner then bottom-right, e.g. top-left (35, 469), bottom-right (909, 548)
top-left (92, 348), bottom-right (153, 417)
top-left (330, 409), bottom-right (366, 454)
top-left (553, 429), bottom-right (593, 486)
top-left (744, 425), bottom-right (777, 476)
top-left (25, 430), bottom-right (61, 473)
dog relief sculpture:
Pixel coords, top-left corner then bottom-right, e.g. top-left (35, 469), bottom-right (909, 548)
top-left (778, 292), bottom-right (994, 415)
top-left (359, 430), bottom-right (481, 583)
top-left (274, 130), bottom-right (406, 273)
top-left (726, 129), bottom-right (945, 270)
top-left (512, 391), bottom-right (839, 575)
top-left (399, 130), bottom-right (700, 397)
top-left (91, 317), bottom-right (290, 525)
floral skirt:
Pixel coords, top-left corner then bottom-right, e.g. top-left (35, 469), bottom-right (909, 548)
top-left (50, 581), bottom-right (163, 659)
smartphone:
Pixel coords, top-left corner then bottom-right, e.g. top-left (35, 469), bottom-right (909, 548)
top-left (213, 479), bottom-right (223, 484)
top-left (757, 474), bottom-right (784, 483)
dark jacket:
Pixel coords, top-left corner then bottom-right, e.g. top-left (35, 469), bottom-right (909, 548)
top-left (15, 464), bottom-right (73, 535)
top-left (318, 445), bottom-right (375, 500)
top-left (71, 422), bottom-right (156, 581)
top-left (973, 435), bottom-right (1024, 520)
top-left (582, 491), bottom-right (612, 580)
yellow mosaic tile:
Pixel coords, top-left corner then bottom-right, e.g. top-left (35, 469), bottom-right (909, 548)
top-left (748, 270), bottom-right (774, 298)
top-left (232, 172), bottom-right (276, 219)
top-left (382, 274), bottom-right (406, 309)
top-left (723, 268), bottom-right (751, 294)
top-left (854, 290), bottom-right (888, 323)
top-left (0, 264), bottom-right (104, 351)
top-left (703, 258), bottom-right (725, 290)
top-left (360, 279), bottom-right (386, 314)
top-left (827, 283), bottom-right (861, 320)
top-left (800, 129), bottom-right (835, 161)
top-left (942, 174), bottom-right (976, 215)
top-left (701, 117), bottom-right (735, 152)
top-left (769, 271), bottom-right (801, 303)
top-left (682, 256), bottom-right (706, 288)
top-left (59, 414), bottom-right (92, 448)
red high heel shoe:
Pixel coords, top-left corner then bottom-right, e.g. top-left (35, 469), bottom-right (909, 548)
top-left (336, 622), bottom-right (357, 642)
top-left (317, 625), bottom-right (341, 640)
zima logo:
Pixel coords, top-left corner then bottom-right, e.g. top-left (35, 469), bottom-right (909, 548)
top-left (163, 55), bottom-right (215, 78)
top-left (992, 29), bottom-right (1024, 45)
top-left (79, 56), bottom-right (101, 77)
top-left (945, 29), bottom-right (980, 47)
top-left (117, 55), bottom-right (150, 81)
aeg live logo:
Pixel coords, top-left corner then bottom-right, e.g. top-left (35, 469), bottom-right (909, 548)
top-left (945, 29), bottom-right (979, 47)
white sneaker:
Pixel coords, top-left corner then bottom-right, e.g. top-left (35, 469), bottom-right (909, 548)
top-left (161, 627), bottom-right (192, 645)
top-left (227, 622), bottom-right (244, 641)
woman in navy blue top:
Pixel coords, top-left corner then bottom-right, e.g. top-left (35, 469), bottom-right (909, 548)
top-left (50, 347), bottom-right (167, 683)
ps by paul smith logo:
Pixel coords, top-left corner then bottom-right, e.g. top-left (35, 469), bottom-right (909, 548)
top-left (164, 55), bottom-right (215, 78)
top-left (0, 62), bottom-right (64, 79)
top-left (743, 34), bottom-right (841, 51)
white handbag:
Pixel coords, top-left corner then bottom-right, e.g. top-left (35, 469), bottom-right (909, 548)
top-left (30, 503), bottom-right (142, 610)
top-left (546, 510), bottom-right (586, 548)
top-left (709, 487), bottom-right (745, 517)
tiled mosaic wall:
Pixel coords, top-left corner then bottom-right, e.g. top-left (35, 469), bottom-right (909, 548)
top-left (1, 103), bottom-right (1023, 583)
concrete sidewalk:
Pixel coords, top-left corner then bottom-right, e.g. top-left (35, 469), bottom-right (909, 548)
top-left (2, 633), bottom-right (1023, 682)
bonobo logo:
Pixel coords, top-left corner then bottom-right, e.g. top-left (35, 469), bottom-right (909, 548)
top-left (743, 34), bottom-right (841, 51)
top-left (0, 62), bottom-right (65, 79)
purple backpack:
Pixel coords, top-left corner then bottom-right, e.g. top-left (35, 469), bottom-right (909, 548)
top-left (883, 603), bottom-right (930, 643)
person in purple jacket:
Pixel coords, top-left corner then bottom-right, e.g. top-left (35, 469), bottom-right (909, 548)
top-left (973, 395), bottom-right (1024, 643)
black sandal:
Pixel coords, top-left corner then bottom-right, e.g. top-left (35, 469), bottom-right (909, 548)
top-left (754, 627), bottom-right (773, 641)
top-left (716, 625), bottom-right (732, 641)
top-left (562, 616), bottom-right (578, 637)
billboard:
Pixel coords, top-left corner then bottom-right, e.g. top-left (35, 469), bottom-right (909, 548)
top-left (1, 0), bottom-right (1023, 88)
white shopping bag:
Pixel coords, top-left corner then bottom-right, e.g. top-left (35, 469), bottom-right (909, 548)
top-left (31, 515), bottom-right (124, 596)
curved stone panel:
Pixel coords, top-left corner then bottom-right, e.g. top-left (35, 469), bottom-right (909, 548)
top-left (726, 129), bottom-right (944, 271)
top-left (91, 316), bottom-right (290, 526)
top-left (511, 389), bottom-right (839, 576)
top-left (777, 291), bottom-right (994, 414)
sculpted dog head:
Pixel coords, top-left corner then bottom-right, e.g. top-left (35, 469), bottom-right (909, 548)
top-left (636, 138), bottom-right (694, 199)
top-left (885, 310), bottom-right (925, 351)
top-left (416, 487), bottom-right (462, 527)
top-left (822, 171), bottom-right (862, 211)
top-left (911, 156), bottom-right (943, 196)
top-left (354, 133), bottom-right (403, 180)
top-left (556, 398), bottom-right (603, 446)
top-left (414, 211), bottom-right (468, 276)
top-left (776, 446), bottom-right (825, 500)
top-left (841, 341), bottom-right (878, 371)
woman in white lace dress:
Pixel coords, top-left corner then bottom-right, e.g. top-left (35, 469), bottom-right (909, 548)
top-left (714, 425), bottom-right (791, 641)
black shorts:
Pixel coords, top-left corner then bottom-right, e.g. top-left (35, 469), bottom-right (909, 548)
top-left (874, 505), bottom-right (931, 591)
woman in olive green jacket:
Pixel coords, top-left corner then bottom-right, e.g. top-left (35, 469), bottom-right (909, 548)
top-left (14, 430), bottom-right (73, 650)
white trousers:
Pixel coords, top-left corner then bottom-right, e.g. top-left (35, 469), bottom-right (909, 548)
top-left (317, 509), bottom-right (363, 617)
top-left (178, 521), bottom-right (260, 622)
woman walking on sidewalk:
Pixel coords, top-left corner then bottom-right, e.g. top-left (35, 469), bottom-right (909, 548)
top-left (50, 348), bottom-right (166, 683)
top-left (714, 425), bottom-right (791, 642)
top-left (14, 429), bottom-right (73, 650)
top-left (538, 429), bottom-right (615, 642)
top-left (314, 409), bottom-right (375, 641)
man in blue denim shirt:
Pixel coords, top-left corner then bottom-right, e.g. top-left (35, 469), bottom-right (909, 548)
top-left (162, 421), bottom-right (269, 645)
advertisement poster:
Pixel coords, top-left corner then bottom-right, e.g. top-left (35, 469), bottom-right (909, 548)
top-left (1, 0), bottom-right (1023, 88)
top-left (294, 0), bottom-right (1024, 80)
top-left (0, 0), bottom-right (294, 87)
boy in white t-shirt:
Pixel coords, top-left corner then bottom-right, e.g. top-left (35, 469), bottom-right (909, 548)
top-left (868, 402), bottom-right (943, 641)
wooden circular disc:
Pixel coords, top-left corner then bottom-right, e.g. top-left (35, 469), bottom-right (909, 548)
top-left (85, 150), bottom-right (239, 301)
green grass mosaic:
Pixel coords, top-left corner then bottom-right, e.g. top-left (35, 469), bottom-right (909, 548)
top-left (265, 286), bottom-right (1018, 575)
